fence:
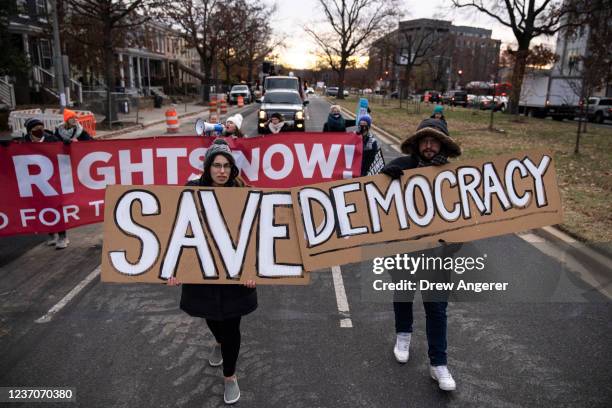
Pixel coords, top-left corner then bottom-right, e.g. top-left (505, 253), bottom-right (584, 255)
top-left (8, 108), bottom-right (96, 138)
top-left (0, 76), bottom-right (16, 109)
top-left (81, 90), bottom-right (142, 129)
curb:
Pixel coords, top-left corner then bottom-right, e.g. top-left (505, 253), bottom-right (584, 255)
top-left (96, 104), bottom-right (253, 140)
top-left (533, 226), bottom-right (612, 270)
top-left (95, 108), bottom-right (210, 140)
top-left (329, 99), bottom-right (612, 267)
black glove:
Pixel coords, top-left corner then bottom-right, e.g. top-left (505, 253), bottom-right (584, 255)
top-left (62, 137), bottom-right (72, 145)
top-left (381, 165), bottom-right (403, 180)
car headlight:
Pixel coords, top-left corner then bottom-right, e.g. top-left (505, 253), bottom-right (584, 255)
top-left (295, 110), bottom-right (304, 120)
top-left (259, 110), bottom-right (266, 119)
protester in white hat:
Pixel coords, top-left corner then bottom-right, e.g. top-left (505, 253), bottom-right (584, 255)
top-left (223, 114), bottom-right (245, 138)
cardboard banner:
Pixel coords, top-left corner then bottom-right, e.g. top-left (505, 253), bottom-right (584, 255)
top-left (0, 133), bottom-right (362, 236)
top-left (101, 185), bottom-right (309, 284)
top-left (101, 149), bottom-right (562, 284)
top-left (291, 149), bottom-right (563, 271)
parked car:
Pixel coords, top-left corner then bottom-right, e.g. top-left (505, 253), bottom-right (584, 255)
top-left (343, 89), bottom-right (349, 97)
top-left (480, 95), bottom-right (508, 112)
top-left (326, 86), bottom-right (339, 96)
top-left (258, 89), bottom-right (309, 133)
top-left (586, 97), bottom-right (612, 123)
top-left (390, 91), bottom-right (399, 99)
top-left (442, 90), bottom-right (468, 107)
top-left (306, 87), bottom-right (315, 94)
top-left (228, 84), bottom-right (251, 104)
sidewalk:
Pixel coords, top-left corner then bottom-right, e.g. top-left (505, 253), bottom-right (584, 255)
top-left (95, 102), bottom-right (210, 139)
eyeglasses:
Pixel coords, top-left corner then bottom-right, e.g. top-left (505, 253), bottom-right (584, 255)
top-left (211, 163), bottom-right (232, 170)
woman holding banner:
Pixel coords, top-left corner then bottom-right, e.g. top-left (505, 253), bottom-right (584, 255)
top-left (167, 139), bottom-right (256, 405)
top-left (322, 105), bottom-right (356, 132)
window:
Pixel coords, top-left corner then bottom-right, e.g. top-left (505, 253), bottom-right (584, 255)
top-left (39, 39), bottom-right (52, 69)
top-left (599, 99), bottom-right (612, 105)
top-left (36, 0), bottom-right (47, 17)
top-left (16, 0), bottom-right (29, 17)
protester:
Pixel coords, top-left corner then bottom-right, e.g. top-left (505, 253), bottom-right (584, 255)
top-left (431, 105), bottom-right (446, 123)
top-left (260, 112), bottom-right (291, 134)
top-left (322, 105), bottom-right (356, 132)
top-left (205, 113), bottom-right (222, 137)
top-left (223, 114), bottom-right (245, 138)
top-left (167, 139), bottom-right (256, 405)
top-left (19, 118), bottom-right (71, 249)
top-left (356, 114), bottom-right (380, 176)
top-left (381, 118), bottom-right (462, 392)
top-left (20, 118), bottom-right (57, 143)
top-left (54, 109), bottom-right (93, 143)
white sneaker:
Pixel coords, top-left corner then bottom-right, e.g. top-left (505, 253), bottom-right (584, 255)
top-left (393, 333), bottom-right (411, 363)
top-left (46, 233), bottom-right (58, 246)
top-left (430, 365), bottom-right (456, 391)
top-left (55, 237), bottom-right (69, 249)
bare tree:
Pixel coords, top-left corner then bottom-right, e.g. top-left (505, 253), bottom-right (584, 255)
top-left (162, 0), bottom-right (225, 102)
top-left (238, 3), bottom-right (283, 84)
top-left (66, 0), bottom-right (156, 124)
top-left (452, 0), bottom-right (586, 114)
top-left (563, 0), bottom-right (612, 153)
top-left (305, 0), bottom-right (400, 99)
top-left (395, 28), bottom-right (444, 96)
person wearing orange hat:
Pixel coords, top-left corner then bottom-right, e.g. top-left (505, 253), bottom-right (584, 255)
top-left (54, 109), bottom-right (93, 144)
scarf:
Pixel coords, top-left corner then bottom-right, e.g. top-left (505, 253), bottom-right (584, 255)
top-left (56, 123), bottom-right (83, 142)
top-left (417, 153), bottom-right (448, 168)
top-left (268, 121), bottom-right (285, 134)
top-left (326, 113), bottom-right (346, 131)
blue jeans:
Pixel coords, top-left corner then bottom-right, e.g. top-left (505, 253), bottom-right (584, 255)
top-left (394, 301), bottom-right (448, 366)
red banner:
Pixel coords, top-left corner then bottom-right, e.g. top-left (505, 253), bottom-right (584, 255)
top-left (0, 133), bottom-right (362, 236)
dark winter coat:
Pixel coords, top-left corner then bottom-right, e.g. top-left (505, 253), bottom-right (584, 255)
top-left (383, 154), bottom-right (463, 256)
top-left (179, 176), bottom-right (258, 321)
top-left (21, 130), bottom-right (59, 143)
top-left (322, 114), bottom-right (356, 132)
top-left (360, 132), bottom-right (380, 176)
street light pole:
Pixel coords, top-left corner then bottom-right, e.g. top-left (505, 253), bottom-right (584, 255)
top-left (50, 0), bottom-right (66, 110)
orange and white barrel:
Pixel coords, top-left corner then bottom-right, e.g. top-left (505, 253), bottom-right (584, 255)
top-left (165, 107), bottom-right (179, 133)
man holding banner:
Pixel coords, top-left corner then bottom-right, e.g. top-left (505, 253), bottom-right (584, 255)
top-left (381, 118), bottom-right (462, 391)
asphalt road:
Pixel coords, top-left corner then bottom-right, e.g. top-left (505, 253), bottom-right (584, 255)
top-left (0, 94), bottom-right (610, 407)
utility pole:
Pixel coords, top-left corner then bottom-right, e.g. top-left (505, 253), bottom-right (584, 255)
top-left (50, 0), bottom-right (66, 110)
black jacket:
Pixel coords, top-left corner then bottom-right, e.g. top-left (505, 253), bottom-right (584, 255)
top-left (322, 118), bottom-right (356, 132)
top-left (179, 177), bottom-right (258, 321)
top-left (383, 154), bottom-right (463, 256)
top-left (384, 155), bottom-right (420, 171)
top-left (21, 130), bottom-right (59, 143)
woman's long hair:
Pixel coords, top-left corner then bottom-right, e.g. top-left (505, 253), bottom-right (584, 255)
top-left (199, 152), bottom-right (241, 186)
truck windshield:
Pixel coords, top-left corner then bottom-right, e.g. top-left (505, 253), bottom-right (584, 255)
top-left (264, 92), bottom-right (302, 104)
top-left (265, 78), bottom-right (299, 90)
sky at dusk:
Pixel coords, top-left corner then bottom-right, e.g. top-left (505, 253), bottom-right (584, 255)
top-left (265, 0), bottom-right (557, 69)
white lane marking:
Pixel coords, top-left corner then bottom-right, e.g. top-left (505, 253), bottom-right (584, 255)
top-left (331, 265), bottom-right (353, 328)
top-left (35, 265), bottom-right (101, 323)
top-left (518, 233), bottom-right (612, 299)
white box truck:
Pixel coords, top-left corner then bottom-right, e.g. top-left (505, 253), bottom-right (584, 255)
top-left (519, 70), bottom-right (580, 120)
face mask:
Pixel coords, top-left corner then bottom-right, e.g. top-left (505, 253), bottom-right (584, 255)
top-left (31, 129), bottom-right (44, 138)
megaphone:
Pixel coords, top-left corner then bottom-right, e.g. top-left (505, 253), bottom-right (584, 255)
top-left (195, 118), bottom-right (224, 136)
